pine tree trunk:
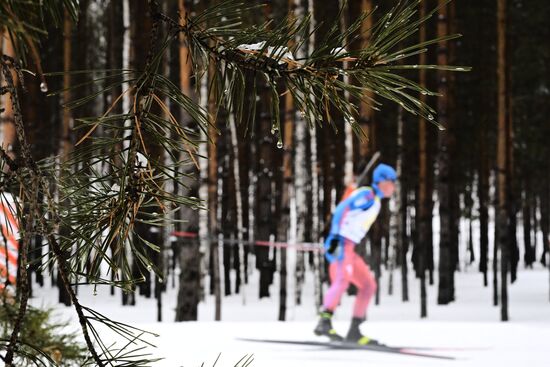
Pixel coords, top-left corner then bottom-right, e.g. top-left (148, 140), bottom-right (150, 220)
top-left (358, 0), bottom-right (375, 162)
top-left (506, 64), bottom-right (518, 284)
top-left (389, 106), bottom-right (404, 298)
top-left (417, 0), bottom-right (428, 317)
top-left (437, 0), bottom-right (455, 305)
top-left (255, 78), bottom-right (275, 299)
top-left (523, 187), bottom-right (533, 267)
top-left (401, 189), bottom-right (409, 302)
top-left (174, 0), bottom-right (202, 321)
top-left (306, 0), bottom-right (322, 309)
top-left (541, 180), bottom-right (550, 300)
top-left (130, 0), bottom-right (156, 300)
top-left (219, 115), bottom-right (232, 297)
top-left (479, 129), bottom-right (489, 286)
top-left (57, 7), bottom-right (74, 306)
top-left (496, 0), bottom-right (509, 321)
top-left (198, 59), bottom-right (209, 306)
top-left (237, 121), bottom-right (250, 287)
top-left (207, 59), bottom-right (222, 320)
top-left (0, 24), bottom-right (17, 159)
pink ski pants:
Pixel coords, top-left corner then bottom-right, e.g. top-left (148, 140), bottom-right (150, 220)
top-left (322, 239), bottom-right (377, 319)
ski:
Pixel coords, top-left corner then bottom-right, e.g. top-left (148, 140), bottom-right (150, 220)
top-left (238, 338), bottom-right (456, 360)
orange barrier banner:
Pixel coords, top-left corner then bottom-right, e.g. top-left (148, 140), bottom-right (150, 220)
top-left (0, 193), bottom-right (19, 288)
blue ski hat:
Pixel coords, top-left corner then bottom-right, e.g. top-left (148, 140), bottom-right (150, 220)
top-left (372, 163), bottom-right (397, 184)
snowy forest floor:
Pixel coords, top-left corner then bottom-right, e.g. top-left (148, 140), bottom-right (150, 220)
top-left (30, 264), bottom-right (550, 367)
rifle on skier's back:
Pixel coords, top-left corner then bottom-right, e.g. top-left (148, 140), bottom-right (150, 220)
top-left (340, 151), bottom-right (381, 200)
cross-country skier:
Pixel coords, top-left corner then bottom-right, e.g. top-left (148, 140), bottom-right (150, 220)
top-left (314, 163), bottom-right (397, 345)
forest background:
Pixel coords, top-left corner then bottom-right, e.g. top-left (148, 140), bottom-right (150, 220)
top-left (0, 0), bottom-right (549, 365)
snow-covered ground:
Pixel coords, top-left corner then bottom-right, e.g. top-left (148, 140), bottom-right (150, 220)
top-left (30, 261), bottom-right (550, 367)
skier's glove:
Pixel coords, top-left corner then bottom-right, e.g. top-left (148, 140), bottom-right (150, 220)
top-left (324, 234), bottom-right (342, 263)
top-left (327, 238), bottom-right (340, 255)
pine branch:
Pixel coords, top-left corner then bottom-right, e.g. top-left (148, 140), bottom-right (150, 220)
top-left (0, 56), bottom-right (105, 367)
top-left (161, 0), bottom-right (470, 134)
top-left (5, 0), bottom-right (470, 364)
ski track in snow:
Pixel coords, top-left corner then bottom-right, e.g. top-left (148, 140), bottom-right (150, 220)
top-left (29, 266), bottom-right (550, 367)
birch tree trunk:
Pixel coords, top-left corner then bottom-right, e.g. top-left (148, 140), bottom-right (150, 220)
top-left (307, 0), bottom-right (322, 309)
top-left (277, 87), bottom-right (294, 321)
top-left (292, 0), bottom-right (307, 305)
top-left (229, 113), bottom-right (246, 303)
top-left (120, 0), bottom-right (136, 306)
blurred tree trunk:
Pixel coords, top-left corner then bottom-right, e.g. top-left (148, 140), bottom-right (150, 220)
top-left (57, 7), bottom-right (75, 306)
top-left (174, 0), bottom-right (201, 321)
top-left (304, 0), bottom-right (323, 309)
top-left (389, 106), bottom-right (404, 298)
top-left (106, 0), bottom-right (124, 297)
top-left (19, 39), bottom-right (54, 296)
top-left (437, 0), bottom-right (455, 305)
top-left (506, 51), bottom-right (519, 285)
top-left (523, 186), bottom-right (534, 267)
top-left (207, 59), bottom-right (221, 319)
top-left (237, 118), bottom-right (250, 287)
top-left (255, 83), bottom-right (276, 299)
top-left (0, 30), bottom-right (17, 160)
top-left (291, 0), bottom-right (307, 308)
top-left (254, 3), bottom-right (277, 300)
top-left (496, 0), bottom-right (509, 321)
top-left (541, 178), bottom-right (550, 301)
top-left (541, 180), bottom-right (549, 269)
top-left (120, 0), bottom-right (135, 306)
top-left (276, 79), bottom-right (294, 321)
top-left (416, 0), bottom-right (428, 318)
top-left (229, 111), bottom-right (245, 298)
top-left (479, 126), bottom-right (489, 286)
top-left (357, 0), bottom-right (375, 164)
top-left (130, 0), bottom-right (163, 302)
top-left (399, 130), bottom-right (409, 302)
top-left (220, 113), bottom-right (232, 297)
top-left (448, 0), bottom-right (460, 287)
